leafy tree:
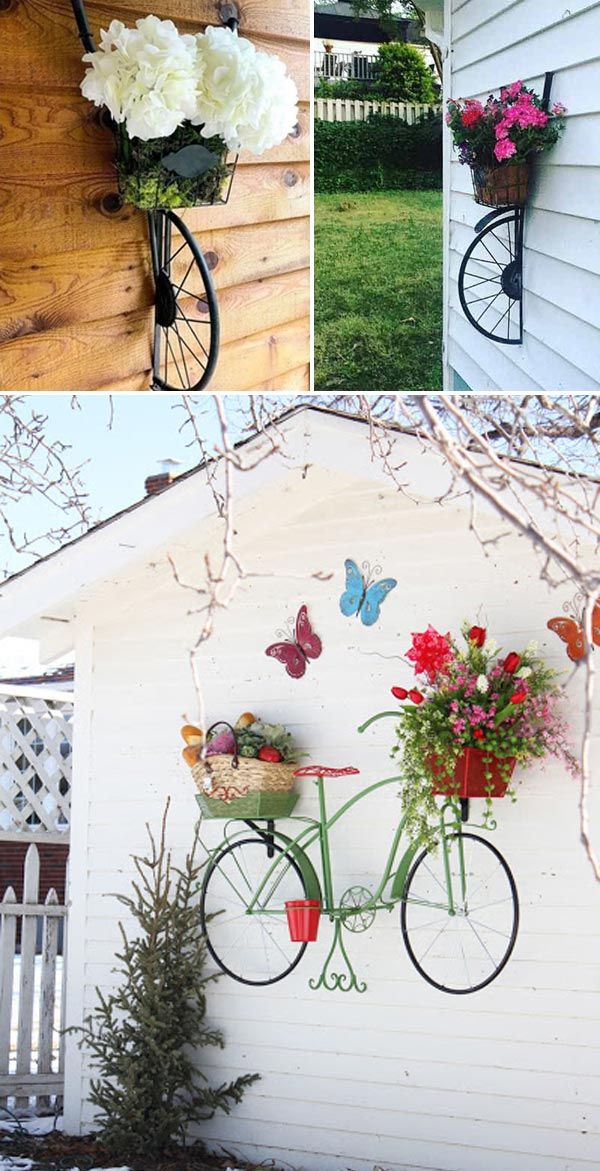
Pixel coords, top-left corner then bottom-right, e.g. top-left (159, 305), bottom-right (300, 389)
top-left (76, 803), bottom-right (258, 1162)
top-left (377, 42), bottom-right (437, 101)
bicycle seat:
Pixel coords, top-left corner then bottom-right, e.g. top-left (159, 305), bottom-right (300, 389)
top-left (293, 765), bottom-right (360, 779)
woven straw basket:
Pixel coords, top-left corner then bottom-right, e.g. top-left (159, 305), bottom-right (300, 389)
top-left (192, 721), bottom-right (296, 807)
top-left (193, 754), bottom-right (296, 796)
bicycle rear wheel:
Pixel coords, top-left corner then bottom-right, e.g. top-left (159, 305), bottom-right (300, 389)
top-left (148, 209), bottom-right (219, 391)
top-left (200, 836), bottom-right (309, 986)
top-left (401, 832), bottom-right (519, 994)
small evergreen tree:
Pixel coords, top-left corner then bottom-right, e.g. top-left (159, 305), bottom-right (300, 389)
top-left (76, 801), bottom-right (258, 1161)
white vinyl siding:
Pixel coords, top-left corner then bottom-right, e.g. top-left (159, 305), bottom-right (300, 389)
top-left (445, 0), bottom-right (600, 390)
top-left (62, 467), bottom-right (600, 1171)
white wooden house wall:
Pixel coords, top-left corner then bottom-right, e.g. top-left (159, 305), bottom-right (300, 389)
top-left (51, 435), bottom-right (600, 1170)
top-left (443, 0), bottom-right (600, 391)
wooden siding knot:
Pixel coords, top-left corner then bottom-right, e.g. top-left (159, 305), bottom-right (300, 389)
top-left (283, 170), bottom-right (299, 188)
top-left (100, 193), bottom-right (125, 215)
top-left (204, 251), bottom-right (219, 271)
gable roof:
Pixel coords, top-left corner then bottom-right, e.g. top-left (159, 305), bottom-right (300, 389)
top-left (0, 406), bottom-right (432, 652)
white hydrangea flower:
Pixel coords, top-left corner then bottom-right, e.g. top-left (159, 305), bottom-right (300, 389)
top-left (193, 26), bottom-right (298, 154)
top-left (81, 16), bottom-right (200, 141)
top-left (516, 666), bottom-right (532, 679)
top-left (476, 674), bottom-right (489, 693)
top-left (486, 638), bottom-right (498, 655)
top-left (524, 639), bottom-right (539, 654)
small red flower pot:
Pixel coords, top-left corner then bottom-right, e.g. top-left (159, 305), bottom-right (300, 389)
top-left (430, 747), bottom-right (516, 798)
top-left (285, 900), bottom-right (321, 942)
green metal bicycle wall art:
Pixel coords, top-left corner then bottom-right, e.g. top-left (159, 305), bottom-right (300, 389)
top-left (196, 619), bottom-right (579, 996)
top-left (198, 744), bottom-right (520, 998)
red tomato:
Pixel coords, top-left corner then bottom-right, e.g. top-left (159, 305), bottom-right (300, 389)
top-left (258, 745), bottom-right (282, 763)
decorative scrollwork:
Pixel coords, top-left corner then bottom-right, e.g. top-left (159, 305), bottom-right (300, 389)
top-left (309, 919), bottom-right (367, 993)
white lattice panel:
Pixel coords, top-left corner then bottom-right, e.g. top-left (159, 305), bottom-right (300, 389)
top-left (0, 692), bottom-right (73, 836)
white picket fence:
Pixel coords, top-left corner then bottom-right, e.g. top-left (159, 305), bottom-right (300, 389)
top-left (315, 97), bottom-right (441, 123)
top-left (0, 844), bottom-right (67, 1111)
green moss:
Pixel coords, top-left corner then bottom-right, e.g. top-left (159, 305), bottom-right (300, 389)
top-left (115, 123), bottom-right (231, 211)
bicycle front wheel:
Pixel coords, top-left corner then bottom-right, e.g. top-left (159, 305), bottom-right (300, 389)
top-left (200, 836), bottom-right (309, 986)
top-left (401, 832), bottom-right (519, 994)
top-left (148, 210), bottom-right (219, 391)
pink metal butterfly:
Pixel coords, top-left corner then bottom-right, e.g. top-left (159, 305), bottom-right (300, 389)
top-left (265, 605), bottom-right (322, 679)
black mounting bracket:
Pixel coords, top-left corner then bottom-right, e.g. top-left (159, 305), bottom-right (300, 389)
top-left (457, 71), bottom-right (554, 347)
top-left (71, 0), bottom-right (242, 53)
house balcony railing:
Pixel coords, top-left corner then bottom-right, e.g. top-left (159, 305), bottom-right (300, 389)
top-left (314, 50), bottom-right (379, 84)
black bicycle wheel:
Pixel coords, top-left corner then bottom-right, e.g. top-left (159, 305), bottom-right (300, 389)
top-left (401, 832), bottom-right (519, 994)
top-left (148, 209), bottom-right (219, 391)
top-left (458, 211), bottom-right (523, 344)
top-left (200, 837), bottom-right (308, 986)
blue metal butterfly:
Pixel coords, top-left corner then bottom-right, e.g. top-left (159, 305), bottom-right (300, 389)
top-left (339, 559), bottom-right (397, 627)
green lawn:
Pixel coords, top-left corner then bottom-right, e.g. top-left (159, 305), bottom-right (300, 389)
top-left (315, 190), bottom-right (443, 392)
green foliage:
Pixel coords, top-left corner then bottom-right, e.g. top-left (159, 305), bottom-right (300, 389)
top-left (235, 720), bottom-right (304, 762)
top-left (314, 190), bottom-right (442, 392)
top-left (76, 804), bottom-right (258, 1161)
top-left (314, 78), bottom-right (376, 100)
top-left (376, 42), bottom-right (437, 102)
top-left (315, 113), bottom-right (442, 193)
top-left (116, 123), bottom-right (229, 210)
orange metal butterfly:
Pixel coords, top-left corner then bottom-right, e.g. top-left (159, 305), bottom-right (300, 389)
top-left (547, 599), bottom-right (600, 661)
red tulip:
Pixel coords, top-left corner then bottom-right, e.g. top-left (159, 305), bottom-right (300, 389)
top-left (391, 686), bottom-right (408, 700)
top-left (468, 625), bottom-right (486, 647)
top-left (503, 652), bottom-right (521, 674)
top-left (473, 728), bottom-right (485, 740)
top-left (409, 689), bottom-right (425, 705)
top-left (510, 690), bottom-right (527, 704)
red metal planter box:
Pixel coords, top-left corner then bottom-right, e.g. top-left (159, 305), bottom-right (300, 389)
top-left (430, 747), bottom-right (516, 799)
top-left (285, 900), bottom-right (321, 942)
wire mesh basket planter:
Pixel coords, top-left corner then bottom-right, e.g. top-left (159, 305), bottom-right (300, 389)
top-left (115, 122), bottom-right (238, 212)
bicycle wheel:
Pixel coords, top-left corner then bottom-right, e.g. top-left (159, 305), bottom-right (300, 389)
top-left (458, 211), bottom-right (523, 344)
top-left (200, 836), bottom-right (309, 986)
top-left (148, 209), bottom-right (219, 391)
top-left (401, 832), bottom-right (519, 994)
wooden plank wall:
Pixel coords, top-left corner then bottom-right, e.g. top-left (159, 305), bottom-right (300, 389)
top-left (0, 0), bottom-right (310, 391)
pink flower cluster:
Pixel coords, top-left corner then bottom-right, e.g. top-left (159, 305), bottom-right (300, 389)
top-left (493, 84), bottom-right (549, 161)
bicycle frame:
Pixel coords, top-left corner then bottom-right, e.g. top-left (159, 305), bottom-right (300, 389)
top-left (218, 774), bottom-right (465, 921)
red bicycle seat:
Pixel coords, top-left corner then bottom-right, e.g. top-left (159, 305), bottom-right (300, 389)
top-left (293, 765), bottom-right (360, 779)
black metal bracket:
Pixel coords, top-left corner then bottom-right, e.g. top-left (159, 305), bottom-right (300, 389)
top-left (71, 0), bottom-right (96, 53)
top-left (457, 71), bottom-right (554, 347)
top-left (244, 818), bottom-right (276, 858)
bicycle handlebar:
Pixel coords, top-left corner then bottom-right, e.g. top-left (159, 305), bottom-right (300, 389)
top-left (357, 710), bottom-right (399, 734)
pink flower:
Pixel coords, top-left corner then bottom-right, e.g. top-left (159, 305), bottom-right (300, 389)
top-left (494, 137), bottom-right (517, 161)
top-left (553, 102), bottom-right (566, 116)
top-left (501, 80), bottom-right (524, 100)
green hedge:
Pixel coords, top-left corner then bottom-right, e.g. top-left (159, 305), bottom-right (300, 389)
top-left (315, 114), bottom-right (442, 193)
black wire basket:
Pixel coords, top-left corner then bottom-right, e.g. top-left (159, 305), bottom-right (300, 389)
top-left (114, 121), bottom-right (237, 211)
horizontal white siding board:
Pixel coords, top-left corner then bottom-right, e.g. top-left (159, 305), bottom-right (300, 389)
top-left (453, 8), bottom-right (600, 89)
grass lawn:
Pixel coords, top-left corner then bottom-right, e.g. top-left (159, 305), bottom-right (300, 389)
top-left (315, 190), bottom-right (443, 392)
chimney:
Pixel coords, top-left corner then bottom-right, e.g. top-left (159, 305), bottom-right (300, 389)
top-left (145, 458), bottom-right (182, 496)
